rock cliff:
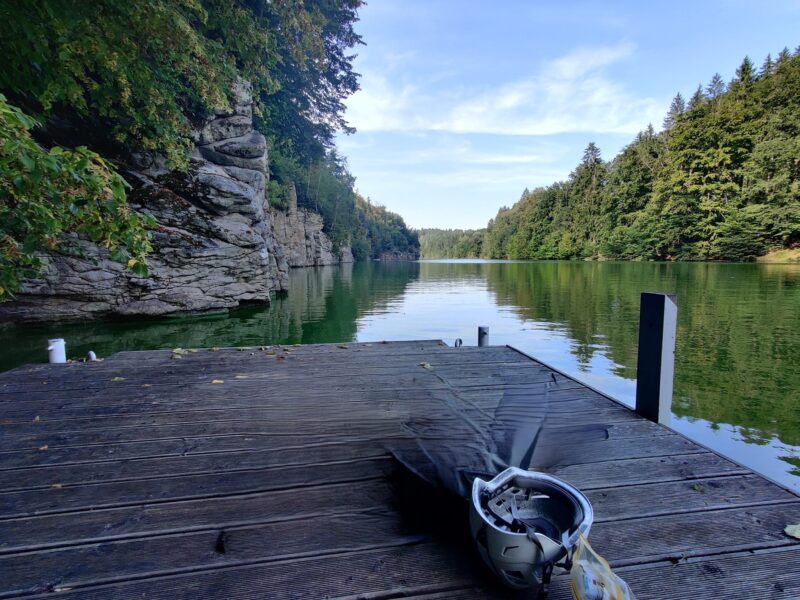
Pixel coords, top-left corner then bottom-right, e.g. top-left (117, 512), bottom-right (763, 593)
top-left (0, 81), bottom-right (351, 322)
top-left (270, 184), bottom-right (354, 269)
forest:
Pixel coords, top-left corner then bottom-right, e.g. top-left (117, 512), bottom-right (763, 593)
top-left (422, 48), bottom-right (800, 262)
top-left (0, 0), bottom-right (417, 299)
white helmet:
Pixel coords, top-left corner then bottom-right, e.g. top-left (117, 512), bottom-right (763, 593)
top-left (469, 467), bottom-right (593, 595)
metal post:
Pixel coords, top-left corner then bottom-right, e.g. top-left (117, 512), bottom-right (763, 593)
top-left (635, 293), bottom-right (677, 425)
top-left (478, 326), bottom-right (489, 347)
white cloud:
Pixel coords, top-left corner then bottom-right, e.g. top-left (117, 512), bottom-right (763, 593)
top-left (346, 42), bottom-right (663, 137)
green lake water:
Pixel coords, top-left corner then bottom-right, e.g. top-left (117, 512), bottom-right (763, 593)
top-left (1, 260), bottom-right (798, 491)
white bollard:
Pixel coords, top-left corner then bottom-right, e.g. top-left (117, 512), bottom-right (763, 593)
top-left (47, 338), bottom-right (66, 364)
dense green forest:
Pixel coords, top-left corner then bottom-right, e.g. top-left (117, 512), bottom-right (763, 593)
top-left (423, 49), bottom-right (800, 262)
top-left (418, 228), bottom-right (484, 259)
top-left (0, 0), bottom-right (416, 300)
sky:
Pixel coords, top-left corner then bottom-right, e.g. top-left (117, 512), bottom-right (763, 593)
top-left (335, 0), bottom-right (800, 229)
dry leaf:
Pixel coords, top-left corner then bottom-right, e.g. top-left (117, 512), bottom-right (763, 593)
top-left (142, 384), bottom-right (151, 388)
top-left (337, 345), bottom-right (349, 349)
top-left (111, 376), bottom-right (126, 382)
top-left (33, 416), bottom-right (41, 424)
top-left (211, 379), bottom-right (224, 384)
top-left (419, 362), bottom-right (434, 370)
top-left (38, 444), bottom-right (49, 451)
top-left (209, 347), bottom-right (220, 352)
top-left (51, 483), bottom-right (63, 489)
top-left (234, 375), bottom-right (249, 379)
top-left (785, 524), bottom-right (800, 540)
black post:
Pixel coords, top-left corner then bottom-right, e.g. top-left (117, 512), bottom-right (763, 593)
top-left (635, 293), bottom-right (677, 425)
top-left (478, 326), bottom-right (489, 347)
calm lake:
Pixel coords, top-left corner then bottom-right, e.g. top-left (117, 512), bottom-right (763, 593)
top-left (1, 260), bottom-right (798, 491)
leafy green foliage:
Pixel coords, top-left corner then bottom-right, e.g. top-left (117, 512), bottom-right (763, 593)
top-left (352, 195), bottom-right (419, 260)
top-left (0, 0), bottom-right (399, 297)
top-left (418, 229), bottom-right (484, 259)
top-left (0, 95), bottom-right (152, 300)
top-left (481, 49), bottom-right (800, 262)
top-left (269, 147), bottom-right (417, 259)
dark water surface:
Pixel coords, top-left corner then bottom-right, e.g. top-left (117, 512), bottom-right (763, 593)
top-left (1, 260), bottom-right (798, 491)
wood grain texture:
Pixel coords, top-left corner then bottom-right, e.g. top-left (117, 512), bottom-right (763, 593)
top-left (0, 341), bottom-right (796, 599)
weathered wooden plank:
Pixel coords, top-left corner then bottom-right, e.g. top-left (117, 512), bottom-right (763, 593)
top-left (0, 511), bottom-right (428, 597)
top-left (0, 439), bottom-right (398, 491)
top-left (588, 501), bottom-right (800, 566)
top-left (14, 542), bottom-right (487, 600)
top-left (587, 474), bottom-right (796, 522)
top-left (0, 457), bottom-right (393, 519)
top-left (0, 479), bottom-right (396, 554)
top-left (546, 546), bottom-right (800, 600)
top-left (551, 451), bottom-right (748, 489)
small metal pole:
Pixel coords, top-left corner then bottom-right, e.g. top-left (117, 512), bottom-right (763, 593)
top-left (478, 326), bottom-right (489, 347)
top-left (635, 293), bottom-right (677, 425)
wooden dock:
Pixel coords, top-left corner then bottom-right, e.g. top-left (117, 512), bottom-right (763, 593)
top-left (0, 340), bottom-right (798, 599)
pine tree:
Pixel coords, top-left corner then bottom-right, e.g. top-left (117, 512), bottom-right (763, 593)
top-left (688, 85), bottom-right (705, 110)
top-left (663, 93), bottom-right (686, 129)
top-left (760, 53), bottom-right (775, 77)
top-left (706, 73), bottom-right (726, 99)
top-left (735, 56), bottom-right (755, 85)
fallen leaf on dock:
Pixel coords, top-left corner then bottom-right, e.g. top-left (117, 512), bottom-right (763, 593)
top-left (51, 483), bottom-right (63, 489)
top-left (419, 362), bottom-right (434, 370)
top-left (337, 345), bottom-right (349, 349)
top-left (234, 375), bottom-right (249, 379)
top-left (209, 347), bottom-right (220, 352)
top-left (33, 416), bottom-right (40, 424)
top-left (692, 483), bottom-right (706, 493)
top-left (110, 377), bottom-right (126, 382)
top-left (38, 444), bottom-right (48, 451)
top-left (785, 524), bottom-right (800, 540)
top-left (211, 380), bottom-right (224, 384)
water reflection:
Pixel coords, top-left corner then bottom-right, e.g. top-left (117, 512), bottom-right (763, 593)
top-left (1, 259), bottom-right (798, 490)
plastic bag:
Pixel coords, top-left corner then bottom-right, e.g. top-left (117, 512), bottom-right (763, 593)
top-left (570, 533), bottom-right (636, 600)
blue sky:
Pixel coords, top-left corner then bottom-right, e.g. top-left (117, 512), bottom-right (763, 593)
top-left (335, 0), bottom-right (800, 229)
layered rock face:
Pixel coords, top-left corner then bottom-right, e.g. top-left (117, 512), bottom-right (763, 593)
top-left (0, 81), bottom-right (350, 322)
top-left (270, 185), bottom-right (354, 269)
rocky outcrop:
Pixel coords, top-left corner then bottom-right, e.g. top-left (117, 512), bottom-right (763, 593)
top-left (0, 80), bottom-right (350, 322)
top-left (269, 184), bottom-right (353, 269)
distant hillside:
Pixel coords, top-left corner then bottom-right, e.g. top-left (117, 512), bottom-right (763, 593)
top-left (468, 47), bottom-right (800, 262)
top-left (417, 228), bottom-right (484, 259)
